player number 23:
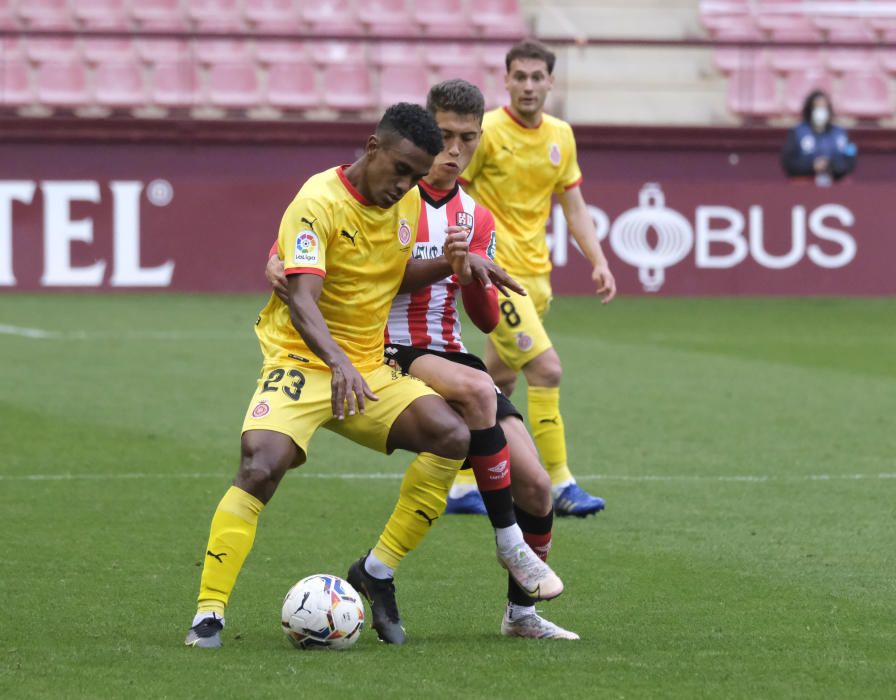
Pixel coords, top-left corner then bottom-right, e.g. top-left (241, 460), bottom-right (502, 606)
top-left (261, 368), bottom-right (306, 401)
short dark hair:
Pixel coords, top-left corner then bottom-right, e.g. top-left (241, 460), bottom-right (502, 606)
top-left (376, 102), bottom-right (443, 157)
top-left (426, 79), bottom-right (485, 122)
top-left (505, 39), bottom-right (556, 74)
top-left (801, 89), bottom-right (833, 125)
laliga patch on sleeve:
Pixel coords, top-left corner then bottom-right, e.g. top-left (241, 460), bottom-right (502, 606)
top-left (294, 230), bottom-right (320, 265)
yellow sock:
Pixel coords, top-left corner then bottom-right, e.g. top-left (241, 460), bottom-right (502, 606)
top-left (452, 469), bottom-right (477, 487)
top-left (372, 453), bottom-right (464, 569)
top-left (196, 485), bottom-right (264, 616)
top-left (528, 386), bottom-right (574, 487)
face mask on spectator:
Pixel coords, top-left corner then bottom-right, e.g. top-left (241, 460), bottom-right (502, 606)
top-left (811, 107), bottom-right (829, 130)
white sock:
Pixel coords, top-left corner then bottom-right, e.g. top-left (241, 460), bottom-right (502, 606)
top-left (495, 523), bottom-right (524, 551)
top-left (506, 602), bottom-right (535, 620)
top-left (364, 551), bottom-right (395, 580)
top-left (449, 483), bottom-right (478, 499)
top-left (192, 612), bottom-right (224, 627)
top-left (551, 478), bottom-right (575, 500)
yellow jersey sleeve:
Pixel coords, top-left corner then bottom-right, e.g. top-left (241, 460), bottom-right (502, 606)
top-left (279, 192), bottom-right (333, 278)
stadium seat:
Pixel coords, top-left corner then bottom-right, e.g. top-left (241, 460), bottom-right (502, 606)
top-left (378, 63), bottom-right (430, 107)
top-left (481, 44), bottom-right (511, 71)
top-left (433, 63), bottom-right (487, 92)
top-left (470, 0), bottom-right (528, 39)
top-left (194, 34), bottom-right (252, 66)
top-left (303, 0), bottom-right (364, 36)
top-left (0, 1), bottom-right (17, 30)
top-left (131, 0), bottom-right (188, 30)
top-left (425, 43), bottom-right (481, 69)
top-left (322, 62), bottom-right (375, 112)
top-left (18, 0), bottom-right (72, 28)
top-left (93, 60), bottom-right (145, 108)
top-left (190, 0), bottom-right (243, 29)
top-left (309, 41), bottom-right (365, 67)
top-left (879, 29), bottom-right (896, 74)
top-left (0, 35), bottom-right (23, 60)
top-left (137, 38), bottom-right (192, 64)
top-left (726, 63), bottom-right (780, 117)
top-left (25, 34), bottom-right (79, 63)
top-left (36, 60), bottom-right (89, 108)
top-left (82, 22), bottom-right (135, 64)
top-left (206, 61), bottom-right (262, 109)
top-left (782, 68), bottom-right (833, 114)
top-left (73, 0), bottom-right (129, 28)
top-left (414, 0), bottom-right (470, 38)
top-left (835, 68), bottom-right (895, 119)
top-left (714, 47), bottom-right (760, 74)
top-left (756, 15), bottom-right (823, 41)
top-left (256, 39), bottom-right (307, 65)
top-left (358, 0), bottom-right (415, 38)
top-left (0, 57), bottom-right (32, 107)
top-left (825, 20), bottom-right (879, 72)
top-left (768, 48), bottom-right (823, 74)
top-left (151, 60), bottom-right (200, 108)
top-left (245, 0), bottom-right (301, 32)
top-left (369, 42), bottom-right (422, 67)
top-left (483, 69), bottom-right (506, 109)
top-left (266, 61), bottom-right (318, 110)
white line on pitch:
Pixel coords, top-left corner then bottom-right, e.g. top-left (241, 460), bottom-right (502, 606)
top-left (1, 472), bottom-right (895, 483)
top-left (0, 325), bottom-right (245, 341)
top-left (0, 324), bottom-right (60, 339)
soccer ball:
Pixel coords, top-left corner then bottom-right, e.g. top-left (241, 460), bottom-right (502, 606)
top-left (281, 574), bottom-right (365, 650)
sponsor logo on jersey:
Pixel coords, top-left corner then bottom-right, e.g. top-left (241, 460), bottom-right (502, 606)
top-left (397, 218), bottom-right (412, 246)
top-left (486, 230), bottom-right (497, 260)
top-left (456, 211), bottom-right (473, 230)
top-left (251, 399), bottom-right (270, 418)
top-left (516, 332), bottom-right (533, 351)
top-left (294, 230), bottom-right (319, 265)
top-left (549, 143), bottom-right (561, 166)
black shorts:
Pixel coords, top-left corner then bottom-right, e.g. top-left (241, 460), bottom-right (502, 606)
top-left (384, 344), bottom-right (522, 422)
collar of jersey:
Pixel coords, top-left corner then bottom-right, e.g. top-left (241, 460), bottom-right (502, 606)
top-left (418, 179), bottom-right (459, 208)
top-left (503, 106), bottom-right (543, 130)
top-left (336, 165), bottom-right (373, 205)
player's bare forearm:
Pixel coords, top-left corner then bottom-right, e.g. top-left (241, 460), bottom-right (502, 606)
top-left (399, 258), bottom-right (454, 294)
top-left (266, 253), bottom-right (289, 303)
top-left (559, 186), bottom-right (617, 303)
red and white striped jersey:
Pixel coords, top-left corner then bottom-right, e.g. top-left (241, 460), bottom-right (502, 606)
top-left (386, 180), bottom-right (497, 352)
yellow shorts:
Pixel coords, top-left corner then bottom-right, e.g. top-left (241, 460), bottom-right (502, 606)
top-left (490, 273), bottom-right (553, 372)
top-left (241, 362), bottom-right (438, 456)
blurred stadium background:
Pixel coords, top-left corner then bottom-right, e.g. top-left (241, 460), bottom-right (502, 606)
top-left (1, 0), bottom-right (894, 296)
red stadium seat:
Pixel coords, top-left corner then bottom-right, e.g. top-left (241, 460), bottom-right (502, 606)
top-left (151, 60), bottom-right (200, 108)
top-left (481, 44), bottom-right (511, 71)
top-left (879, 30), bottom-right (896, 74)
top-left (309, 41), bottom-right (365, 67)
top-left (768, 48), bottom-right (823, 74)
top-left (266, 61), bottom-right (318, 110)
top-left (190, 0), bottom-right (243, 29)
top-left (756, 15), bottom-right (823, 41)
top-left (83, 32), bottom-right (135, 64)
top-left (73, 0), bottom-right (129, 28)
top-left (425, 43), bottom-right (481, 69)
top-left (726, 62), bottom-right (780, 117)
top-left (303, 0), bottom-right (363, 36)
top-left (369, 41), bottom-right (422, 67)
top-left (93, 60), bottom-right (145, 108)
top-left (194, 34), bottom-right (252, 65)
top-left (782, 68), bottom-right (833, 114)
top-left (414, 0), bottom-right (470, 38)
top-left (0, 35), bottom-right (23, 60)
top-left (0, 57), bottom-right (32, 107)
top-left (36, 60), bottom-right (89, 108)
top-left (245, 0), bottom-right (301, 32)
top-left (714, 47), bottom-right (761, 74)
top-left (470, 0), bottom-right (528, 39)
top-left (322, 62), bottom-right (375, 112)
top-left (378, 63), bottom-right (430, 107)
top-left (433, 63), bottom-right (487, 92)
top-left (0, 1), bottom-right (17, 30)
top-left (25, 34), bottom-right (79, 63)
top-left (18, 0), bottom-right (72, 28)
top-left (358, 0), bottom-right (414, 38)
top-left (131, 0), bottom-right (188, 30)
top-left (484, 69), bottom-right (506, 110)
top-left (256, 39), bottom-right (307, 65)
top-left (835, 68), bottom-right (895, 119)
top-left (137, 38), bottom-right (192, 64)
top-left (206, 61), bottom-right (262, 109)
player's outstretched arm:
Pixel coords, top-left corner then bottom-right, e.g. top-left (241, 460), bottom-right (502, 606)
top-left (398, 257), bottom-right (455, 294)
top-left (558, 185), bottom-right (617, 304)
top-left (286, 273), bottom-right (378, 419)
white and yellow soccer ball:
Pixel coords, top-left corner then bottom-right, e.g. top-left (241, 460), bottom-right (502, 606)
top-left (281, 574), bottom-right (365, 650)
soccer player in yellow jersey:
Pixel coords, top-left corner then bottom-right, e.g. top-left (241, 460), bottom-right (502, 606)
top-left (184, 104), bottom-right (471, 648)
top-left (456, 40), bottom-right (618, 517)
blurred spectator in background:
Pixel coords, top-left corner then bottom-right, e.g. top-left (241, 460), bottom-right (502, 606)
top-left (781, 90), bottom-right (857, 186)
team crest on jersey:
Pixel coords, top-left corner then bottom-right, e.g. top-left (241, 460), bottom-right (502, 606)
top-left (456, 211), bottom-right (473, 230)
top-left (549, 143), bottom-right (561, 166)
top-left (251, 400), bottom-right (270, 418)
top-left (516, 331), bottom-right (533, 351)
top-left (486, 230), bottom-right (496, 260)
top-left (294, 230), bottom-right (319, 265)
top-left (397, 218), bottom-right (412, 246)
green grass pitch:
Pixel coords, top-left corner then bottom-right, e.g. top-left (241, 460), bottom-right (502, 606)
top-left (1, 294), bottom-right (894, 699)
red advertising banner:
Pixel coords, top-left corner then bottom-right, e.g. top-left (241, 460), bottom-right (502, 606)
top-left (1, 138), bottom-right (892, 295)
